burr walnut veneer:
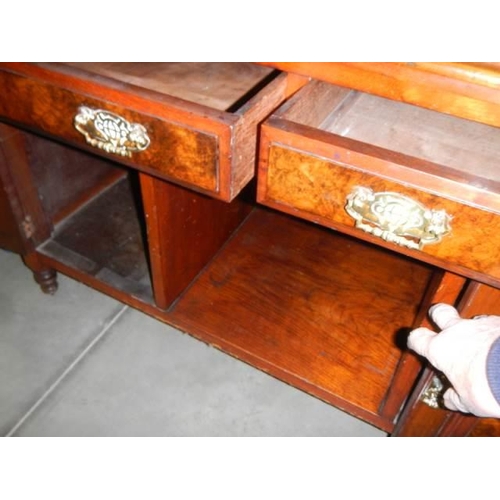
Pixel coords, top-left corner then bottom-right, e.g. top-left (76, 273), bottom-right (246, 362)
top-left (1, 62), bottom-right (500, 436)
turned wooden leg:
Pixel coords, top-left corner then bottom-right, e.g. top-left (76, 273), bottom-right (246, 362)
top-left (22, 252), bottom-right (58, 295)
top-left (33, 267), bottom-right (58, 294)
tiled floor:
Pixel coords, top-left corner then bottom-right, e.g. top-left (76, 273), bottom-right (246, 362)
top-left (0, 249), bottom-right (386, 436)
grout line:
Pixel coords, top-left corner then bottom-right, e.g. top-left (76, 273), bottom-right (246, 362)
top-left (5, 304), bottom-right (129, 437)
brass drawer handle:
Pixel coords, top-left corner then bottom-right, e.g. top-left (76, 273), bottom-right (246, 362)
top-left (421, 375), bottom-right (444, 409)
top-left (74, 106), bottom-right (150, 157)
top-left (345, 187), bottom-right (451, 250)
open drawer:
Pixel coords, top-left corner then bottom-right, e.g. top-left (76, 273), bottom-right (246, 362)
top-left (258, 80), bottom-right (500, 286)
top-left (0, 62), bottom-right (296, 201)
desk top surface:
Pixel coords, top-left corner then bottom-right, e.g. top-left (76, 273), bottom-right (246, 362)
top-left (260, 62), bottom-right (500, 127)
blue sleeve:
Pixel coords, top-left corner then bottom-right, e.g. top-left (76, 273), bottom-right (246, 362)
top-left (486, 336), bottom-right (500, 405)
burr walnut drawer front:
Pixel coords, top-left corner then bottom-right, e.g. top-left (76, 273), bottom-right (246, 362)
top-left (0, 62), bottom-right (293, 201)
top-left (257, 80), bottom-right (500, 285)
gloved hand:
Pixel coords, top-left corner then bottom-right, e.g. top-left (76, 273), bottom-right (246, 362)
top-left (408, 303), bottom-right (500, 418)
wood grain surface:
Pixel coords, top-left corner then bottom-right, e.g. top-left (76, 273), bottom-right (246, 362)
top-left (170, 208), bottom-right (433, 431)
top-left (259, 137), bottom-right (500, 286)
top-left (259, 62), bottom-right (500, 127)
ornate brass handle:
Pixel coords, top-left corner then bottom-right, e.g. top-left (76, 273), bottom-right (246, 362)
top-left (345, 187), bottom-right (451, 250)
top-left (74, 106), bottom-right (150, 157)
top-left (420, 376), bottom-right (445, 409)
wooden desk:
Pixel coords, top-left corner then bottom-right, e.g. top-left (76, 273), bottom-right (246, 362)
top-left (1, 62), bottom-right (499, 436)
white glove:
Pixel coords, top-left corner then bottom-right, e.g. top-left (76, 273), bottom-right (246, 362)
top-left (408, 303), bottom-right (500, 418)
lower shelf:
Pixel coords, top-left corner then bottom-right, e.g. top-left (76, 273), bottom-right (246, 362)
top-left (169, 209), bottom-right (434, 431)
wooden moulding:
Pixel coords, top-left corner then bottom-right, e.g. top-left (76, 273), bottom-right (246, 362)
top-left (0, 63), bottom-right (300, 201)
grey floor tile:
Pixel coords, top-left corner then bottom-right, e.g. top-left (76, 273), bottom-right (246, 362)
top-left (0, 249), bottom-right (124, 435)
top-left (13, 306), bottom-right (387, 437)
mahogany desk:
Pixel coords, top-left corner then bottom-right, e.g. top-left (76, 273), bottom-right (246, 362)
top-left (1, 62), bottom-right (499, 436)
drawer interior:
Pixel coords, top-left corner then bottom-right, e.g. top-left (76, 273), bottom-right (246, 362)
top-left (277, 80), bottom-right (500, 193)
top-left (67, 62), bottom-right (277, 111)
